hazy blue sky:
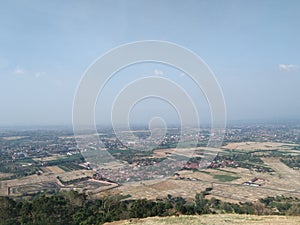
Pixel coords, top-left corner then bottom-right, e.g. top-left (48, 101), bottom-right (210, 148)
top-left (0, 0), bottom-right (299, 126)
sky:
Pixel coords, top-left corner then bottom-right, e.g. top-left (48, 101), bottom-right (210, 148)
top-left (0, 0), bottom-right (299, 126)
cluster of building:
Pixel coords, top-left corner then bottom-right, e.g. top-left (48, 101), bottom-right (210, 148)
top-left (209, 160), bottom-right (237, 169)
top-left (225, 124), bottom-right (300, 143)
top-left (93, 159), bottom-right (186, 183)
top-left (242, 177), bottom-right (267, 187)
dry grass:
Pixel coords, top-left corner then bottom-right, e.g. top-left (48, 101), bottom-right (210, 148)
top-left (32, 155), bottom-right (67, 162)
top-left (222, 142), bottom-right (296, 152)
top-left (262, 158), bottom-right (300, 188)
top-left (153, 147), bottom-right (221, 159)
top-left (0, 169), bottom-right (94, 195)
top-left (0, 172), bottom-right (13, 178)
top-left (115, 178), bottom-right (210, 200)
top-left (45, 166), bottom-right (65, 173)
top-left (104, 214), bottom-right (300, 225)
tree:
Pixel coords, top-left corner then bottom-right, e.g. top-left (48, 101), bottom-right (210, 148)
top-left (286, 204), bottom-right (300, 216)
top-left (0, 196), bottom-right (20, 225)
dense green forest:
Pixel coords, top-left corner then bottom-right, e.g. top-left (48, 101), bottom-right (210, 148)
top-left (1, 189), bottom-right (300, 225)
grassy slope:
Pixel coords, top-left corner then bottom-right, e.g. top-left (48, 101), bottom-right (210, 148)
top-left (105, 214), bottom-right (300, 225)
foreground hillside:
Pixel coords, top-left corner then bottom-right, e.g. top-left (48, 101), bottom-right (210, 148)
top-left (105, 214), bottom-right (300, 225)
top-left (1, 190), bottom-right (300, 224)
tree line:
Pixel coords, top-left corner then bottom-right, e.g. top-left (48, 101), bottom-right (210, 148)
top-left (0, 189), bottom-right (300, 225)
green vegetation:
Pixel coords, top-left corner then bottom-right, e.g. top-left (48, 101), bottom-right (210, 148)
top-left (44, 154), bottom-right (84, 167)
top-left (0, 160), bottom-right (37, 179)
top-left (1, 190), bottom-right (300, 225)
top-left (213, 174), bottom-right (240, 182)
top-left (0, 153), bottom-right (85, 180)
top-left (106, 149), bottom-right (166, 165)
top-left (212, 152), bottom-right (274, 173)
top-left (215, 168), bottom-right (238, 174)
top-left (281, 155), bottom-right (300, 168)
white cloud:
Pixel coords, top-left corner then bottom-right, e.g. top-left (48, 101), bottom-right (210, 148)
top-left (14, 66), bottom-right (25, 75)
top-left (154, 69), bottom-right (164, 76)
top-left (279, 64), bottom-right (298, 72)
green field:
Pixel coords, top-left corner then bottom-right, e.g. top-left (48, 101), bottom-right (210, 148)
top-left (213, 174), bottom-right (240, 182)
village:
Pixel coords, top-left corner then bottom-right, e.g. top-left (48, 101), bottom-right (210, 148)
top-left (0, 123), bottom-right (299, 203)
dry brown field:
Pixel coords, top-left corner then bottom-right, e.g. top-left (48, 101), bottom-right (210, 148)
top-left (45, 166), bottom-right (66, 173)
top-left (153, 147), bottom-right (221, 159)
top-left (222, 142), bottom-right (296, 152)
top-left (0, 172), bottom-right (13, 178)
top-left (0, 169), bottom-right (94, 195)
top-left (111, 157), bottom-right (300, 203)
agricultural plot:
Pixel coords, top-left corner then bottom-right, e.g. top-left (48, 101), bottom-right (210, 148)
top-left (45, 166), bottom-right (66, 173)
top-left (222, 142), bottom-right (297, 152)
top-left (9, 182), bottom-right (59, 196)
top-left (0, 169), bottom-right (97, 196)
top-left (33, 155), bottom-right (67, 162)
top-left (113, 157), bottom-right (300, 203)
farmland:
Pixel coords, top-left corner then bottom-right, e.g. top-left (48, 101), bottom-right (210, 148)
top-left (0, 124), bottom-right (300, 204)
top-left (1, 124), bottom-right (300, 225)
top-left (111, 158), bottom-right (300, 203)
